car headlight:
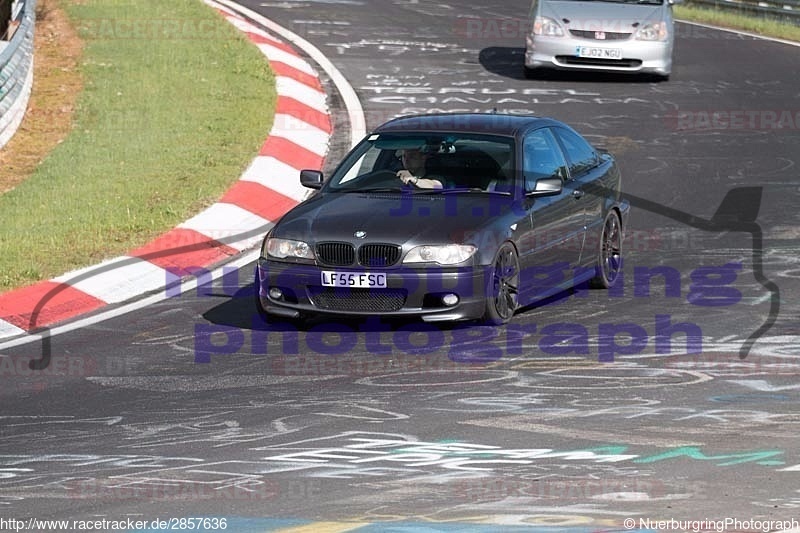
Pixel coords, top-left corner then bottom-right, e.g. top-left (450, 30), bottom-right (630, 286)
top-left (635, 22), bottom-right (668, 41)
top-left (533, 16), bottom-right (564, 37)
top-left (404, 244), bottom-right (477, 265)
top-left (264, 238), bottom-right (316, 260)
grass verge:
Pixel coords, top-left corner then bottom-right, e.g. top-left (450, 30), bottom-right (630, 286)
top-left (676, 4), bottom-right (800, 42)
top-left (0, 0), bottom-right (276, 290)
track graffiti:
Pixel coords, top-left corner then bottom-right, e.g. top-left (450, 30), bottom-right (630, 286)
top-left (510, 366), bottom-right (713, 389)
top-left (429, 394), bottom-right (797, 425)
top-left (249, 432), bottom-right (792, 479)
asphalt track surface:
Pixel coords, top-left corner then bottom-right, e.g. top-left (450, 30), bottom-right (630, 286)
top-left (2, 0), bottom-right (800, 530)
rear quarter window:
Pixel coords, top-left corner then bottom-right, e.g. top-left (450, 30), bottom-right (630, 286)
top-left (554, 127), bottom-right (598, 177)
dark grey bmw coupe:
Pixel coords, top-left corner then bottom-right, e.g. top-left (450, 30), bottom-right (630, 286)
top-left (255, 113), bottom-right (629, 325)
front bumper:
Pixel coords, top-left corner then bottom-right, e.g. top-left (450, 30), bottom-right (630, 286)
top-left (256, 259), bottom-right (490, 322)
top-left (525, 34), bottom-right (672, 75)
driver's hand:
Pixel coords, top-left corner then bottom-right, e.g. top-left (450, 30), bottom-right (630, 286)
top-left (397, 170), bottom-right (415, 185)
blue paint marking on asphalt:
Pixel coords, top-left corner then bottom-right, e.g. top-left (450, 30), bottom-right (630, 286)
top-left (133, 518), bottom-right (656, 532)
top-left (353, 525), bottom-right (656, 533)
top-left (133, 517), bottom-right (308, 532)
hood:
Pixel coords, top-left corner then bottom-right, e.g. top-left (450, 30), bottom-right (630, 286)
top-left (274, 191), bottom-right (516, 248)
top-left (541, 0), bottom-right (663, 32)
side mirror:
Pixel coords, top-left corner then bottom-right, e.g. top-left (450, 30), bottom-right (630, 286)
top-left (668, 0), bottom-right (683, 5)
top-left (527, 177), bottom-right (563, 197)
top-left (300, 169), bottom-right (324, 189)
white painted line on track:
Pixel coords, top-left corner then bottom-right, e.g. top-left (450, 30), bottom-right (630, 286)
top-left (677, 18), bottom-right (800, 47)
top-left (256, 43), bottom-right (319, 75)
top-left (270, 113), bottom-right (330, 156)
top-left (241, 156), bottom-right (310, 202)
top-left (0, 320), bottom-right (25, 340)
top-left (53, 256), bottom-right (168, 304)
top-left (0, 251), bottom-right (261, 351)
top-left (274, 77), bottom-right (328, 112)
top-left (177, 203), bottom-right (272, 251)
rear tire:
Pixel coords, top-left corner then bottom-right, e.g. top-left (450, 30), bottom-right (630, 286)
top-left (482, 243), bottom-right (520, 325)
top-left (590, 210), bottom-right (622, 289)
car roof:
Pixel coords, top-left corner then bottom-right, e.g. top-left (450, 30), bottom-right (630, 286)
top-left (373, 113), bottom-right (562, 137)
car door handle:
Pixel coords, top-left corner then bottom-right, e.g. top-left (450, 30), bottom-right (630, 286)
top-left (572, 189), bottom-right (584, 199)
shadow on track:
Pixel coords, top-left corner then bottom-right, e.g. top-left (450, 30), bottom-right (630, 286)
top-left (478, 46), bottom-right (666, 83)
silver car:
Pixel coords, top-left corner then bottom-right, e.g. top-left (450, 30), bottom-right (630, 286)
top-left (524, 0), bottom-right (681, 80)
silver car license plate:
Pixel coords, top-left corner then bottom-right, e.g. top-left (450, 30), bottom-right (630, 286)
top-left (321, 271), bottom-right (387, 288)
top-left (576, 47), bottom-right (622, 60)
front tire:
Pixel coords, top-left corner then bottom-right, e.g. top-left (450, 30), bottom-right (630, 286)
top-left (590, 210), bottom-right (622, 289)
top-left (482, 243), bottom-right (520, 325)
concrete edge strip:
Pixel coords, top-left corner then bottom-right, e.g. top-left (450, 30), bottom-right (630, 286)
top-left (0, 0), bottom-right (335, 341)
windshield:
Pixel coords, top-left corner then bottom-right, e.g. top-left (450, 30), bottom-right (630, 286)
top-left (325, 132), bottom-right (516, 194)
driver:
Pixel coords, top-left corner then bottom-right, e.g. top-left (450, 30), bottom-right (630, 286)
top-left (396, 149), bottom-right (443, 189)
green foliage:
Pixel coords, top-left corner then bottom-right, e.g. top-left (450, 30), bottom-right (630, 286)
top-left (676, 4), bottom-right (800, 42)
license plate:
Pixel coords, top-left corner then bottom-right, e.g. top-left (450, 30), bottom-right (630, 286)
top-left (576, 46), bottom-right (622, 60)
top-left (321, 271), bottom-right (387, 288)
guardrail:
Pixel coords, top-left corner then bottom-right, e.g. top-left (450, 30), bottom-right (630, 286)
top-left (685, 0), bottom-right (800, 25)
top-left (0, 0), bottom-right (36, 150)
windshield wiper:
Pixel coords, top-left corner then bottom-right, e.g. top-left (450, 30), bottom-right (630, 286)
top-left (414, 187), bottom-right (499, 194)
top-left (340, 187), bottom-right (404, 193)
